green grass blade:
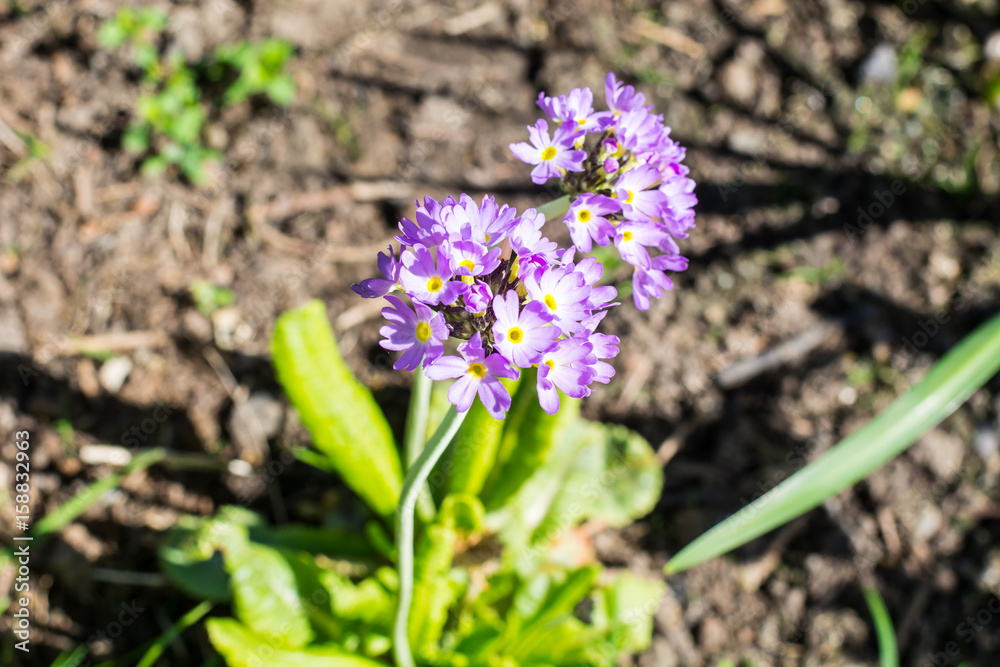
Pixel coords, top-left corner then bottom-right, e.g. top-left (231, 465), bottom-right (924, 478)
top-left (33, 448), bottom-right (166, 539)
top-left (50, 645), bottom-right (88, 667)
top-left (667, 311), bottom-right (1000, 573)
top-left (863, 585), bottom-right (898, 667)
top-left (136, 600), bottom-right (213, 667)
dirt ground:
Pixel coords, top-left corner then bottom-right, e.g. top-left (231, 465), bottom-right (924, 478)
top-left (1, 0), bottom-right (1000, 665)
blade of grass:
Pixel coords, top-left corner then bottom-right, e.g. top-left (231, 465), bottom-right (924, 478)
top-left (136, 600), bottom-right (213, 667)
top-left (863, 585), bottom-right (898, 667)
top-left (667, 311), bottom-right (1000, 574)
top-left (33, 448), bottom-right (167, 540)
top-left (50, 645), bottom-right (89, 667)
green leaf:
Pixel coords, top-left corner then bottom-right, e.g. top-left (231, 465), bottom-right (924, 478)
top-left (266, 75), bottom-right (297, 106)
top-left (271, 300), bottom-right (402, 517)
top-left (259, 525), bottom-right (375, 561)
top-left (141, 155), bottom-right (169, 178)
top-left (439, 493), bottom-right (485, 533)
top-left (206, 618), bottom-right (387, 667)
top-left (508, 565), bottom-right (600, 661)
top-left (97, 20), bottom-right (127, 49)
top-left (863, 585), bottom-right (899, 667)
top-left (33, 448), bottom-right (165, 539)
top-left (409, 521), bottom-right (461, 660)
top-left (189, 279), bottom-right (235, 316)
top-left (447, 380), bottom-right (513, 498)
top-left (667, 310), bottom-right (1000, 574)
top-left (122, 125), bottom-right (150, 153)
top-left (136, 601), bottom-right (213, 667)
top-left (224, 538), bottom-right (314, 649)
top-left (592, 572), bottom-right (665, 653)
top-left (482, 370), bottom-right (578, 510)
top-left (533, 421), bottom-right (662, 542)
top-left (50, 645), bottom-right (89, 667)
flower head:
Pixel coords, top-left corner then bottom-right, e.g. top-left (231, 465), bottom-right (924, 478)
top-left (356, 72), bottom-right (696, 416)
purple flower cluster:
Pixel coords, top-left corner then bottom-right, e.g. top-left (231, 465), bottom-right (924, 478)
top-left (510, 73), bottom-right (697, 311)
top-left (354, 73), bottom-right (694, 419)
top-left (353, 194), bottom-right (619, 419)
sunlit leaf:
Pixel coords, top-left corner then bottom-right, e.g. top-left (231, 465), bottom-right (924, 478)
top-left (272, 300), bottom-right (402, 517)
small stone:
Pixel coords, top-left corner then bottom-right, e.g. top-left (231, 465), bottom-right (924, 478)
top-left (98, 357), bottom-right (133, 394)
top-left (860, 43), bottom-right (897, 83)
top-left (212, 306), bottom-right (243, 350)
top-left (985, 32), bottom-right (1000, 62)
top-left (719, 59), bottom-right (757, 104)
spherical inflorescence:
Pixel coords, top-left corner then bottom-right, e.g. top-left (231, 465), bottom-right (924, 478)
top-left (353, 73), bottom-right (696, 419)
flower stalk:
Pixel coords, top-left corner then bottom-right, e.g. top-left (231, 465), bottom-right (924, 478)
top-left (393, 404), bottom-right (468, 667)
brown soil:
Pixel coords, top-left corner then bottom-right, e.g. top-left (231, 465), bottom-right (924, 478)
top-left (1, 0), bottom-right (999, 665)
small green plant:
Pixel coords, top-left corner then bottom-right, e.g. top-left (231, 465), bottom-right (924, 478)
top-left (212, 39), bottom-right (297, 106)
top-left (98, 8), bottom-right (296, 185)
top-left (157, 301), bottom-right (665, 666)
top-left (189, 279), bottom-right (235, 317)
top-left (96, 6), bottom-right (167, 71)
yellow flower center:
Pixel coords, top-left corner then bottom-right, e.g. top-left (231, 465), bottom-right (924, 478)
top-left (426, 276), bottom-right (443, 292)
top-left (540, 146), bottom-right (557, 161)
top-left (578, 209), bottom-right (591, 223)
top-left (544, 294), bottom-right (557, 310)
top-left (468, 362), bottom-right (486, 379)
top-left (459, 259), bottom-right (476, 272)
top-left (577, 118), bottom-right (586, 126)
top-left (415, 321), bottom-right (431, 342)
top-left (625, 189), bottom-right (634, 203)
top-left (507, 327), bottom-right (523, 344)
top-left (622, 231), bottom-right (633, 242)
top-left (544, 359), bottom-right (555, 370)
top-left (485, 233), bottom-right (491, 243)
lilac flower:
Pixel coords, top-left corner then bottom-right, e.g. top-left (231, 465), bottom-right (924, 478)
top-left (444, 239), bottom-right (501, 277)
top-left (564, 193), bottom-right (618, 253)
top-left (509, 119), bottom-right (586, 185)
top-left (352, 246), bottom-right (401, 298)
top-left (613, 165), bottom-right (667, 222)
top-left (605, 72), bottom-right (651, 117)
top-left (492, 291), bottom-right (559, 368)
top-left (615, 109), bottom-right (666, 156)
top-left (396, 197), bottom-right (449, 248)
top-left (523, 265), bottom-right (592, 335)
top-left (612, 221), bottom-right (665, 270)
top-left (536, 87), bottom-right (609, 133)
top-left (379, 296), bottom-right (448, 371)
top-left (631, 255), bottom-right (687, 311)
top-left (508, 208), bottom-right (559, 282)
top-left (425, 332), bottom-right (518, 419)
top-left (464, 280), bottom-right (492, 313)
top-left (581, 332), bottom-right (619, 384)
top-left (441, 194), bottom-right (517, 245)
top-left (399, 245), bottom-right (466, 306)
top-left (536, 338), bottom-right (595, 414)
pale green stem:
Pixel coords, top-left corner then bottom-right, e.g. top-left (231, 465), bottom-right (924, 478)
top-left (403, 365), bottom-right (432, 467)
top-left (536, 194), bottom-right (570, 222)
top-left (403, 366), bottom-right (436, 522)
top-left (393, 405), bottom-right (467, 667)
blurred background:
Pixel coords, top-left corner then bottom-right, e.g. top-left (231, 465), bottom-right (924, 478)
top-left (1, 0), bottom-right (1000, 664)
